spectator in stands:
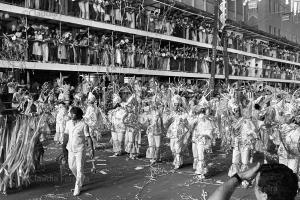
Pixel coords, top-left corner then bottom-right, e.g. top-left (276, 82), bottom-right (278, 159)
top-left (78, 0), bottom-right (90, 20)
top-left (208, 163), bottom-right (298, 200)
top-left (60, 0), bottom-right (69, 15)
top-left (7, 78), bottom-right (17, 94)
top-left (12, 87), bottom-right (24, 109)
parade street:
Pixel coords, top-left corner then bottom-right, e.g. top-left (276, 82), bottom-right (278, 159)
top-left (1, 139), bottom-right (259, 200)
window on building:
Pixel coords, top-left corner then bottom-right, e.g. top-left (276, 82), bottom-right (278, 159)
top-left (269, 25), bottom-right (272, 34)
top-left (274, 27), bottom-right (276, 35)
top-left (269, 0), bottom-right (272, 13)
top-left (278, 29), bottom-right (281, 36)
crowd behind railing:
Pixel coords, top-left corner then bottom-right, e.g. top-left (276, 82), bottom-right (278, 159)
top-left (0, 1), bottom-right (300, 80)
top-left (1, 22), bottom-right (300, 81)
top-left (1, 0), bottom-right (300, 63)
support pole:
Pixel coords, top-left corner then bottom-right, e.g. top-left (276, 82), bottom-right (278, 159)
top-left (209, 0), bottom-right (221, 97)
top-left (223, 30), bottom-right (229, 86)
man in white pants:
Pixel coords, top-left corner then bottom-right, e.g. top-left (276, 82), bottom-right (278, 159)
top-left (65, 107), bottom-right (94, 196)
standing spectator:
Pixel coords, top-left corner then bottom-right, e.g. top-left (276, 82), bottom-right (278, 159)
top-left (49, 0), bottom-right (55, 12)
top-left (57, 30), bottom-right (67, 63)
top-left (11, 87), bottom-right (24, 109)
top-left (32, 28), bottom-right (43, 62)
top-left (60, 0), bottom-right (69, 15)
top-left (114, 0), bottom-right (122, 25)
top-left (93, 0), bottom-right (104, 21)
top-left (34, 0), bottom-right (40, 9)
top-left (41, 28), bottom-right (50, 63)
top-left (104, 0), bottom-right (111, 23)
top-left (79, 0), bottom-right (90, 20)
top-left (41, 0), bottom-right (48, 11)
top-left (25, 0), bottom-right (34, 8)
top-left (7, 78), bottom-right (17, 94)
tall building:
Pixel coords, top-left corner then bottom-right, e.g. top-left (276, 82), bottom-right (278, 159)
top-left (177, 0), bottom-right (300, 43)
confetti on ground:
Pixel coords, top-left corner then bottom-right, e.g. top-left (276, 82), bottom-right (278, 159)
top-left (109, 155), bottom-right (117, 158)
top-left (216, 180), bottom-right (224, 184)
top-left (96, 164), bottom-right (107, 166)
top-left (47, 147), bottom-right (59, 150)
top-left (135, 166), bottom-right (144, 170)
top-left (41, 193), bottom-right (68, 199)
top-left (133, 185), bottom-right (143, 189)
top-left (99, 170), bottom-right (108, 175)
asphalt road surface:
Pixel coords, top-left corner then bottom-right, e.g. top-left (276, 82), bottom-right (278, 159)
top-left (1, 138), bottom-right (299, 200)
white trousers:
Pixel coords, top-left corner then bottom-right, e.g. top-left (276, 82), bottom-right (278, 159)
top-left (192, 142), bottom-right (207, 175)
top-left (228, 146), bottom-right (250, 177)
top-left (68, 150), bottom-right (85, 189)
top-left (146, 135), bottom-right (161, 160)
top-left (111, 131), bottom-right (125, 153)
top-left (42, 43), bottom-right (49, 62)
top-left (170, 138), bottom-right (183, 167)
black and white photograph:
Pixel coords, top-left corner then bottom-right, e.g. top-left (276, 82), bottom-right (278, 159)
top-left (0, 0), bottom-right (300, 199)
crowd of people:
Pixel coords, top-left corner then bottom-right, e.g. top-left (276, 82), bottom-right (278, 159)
top-left (1, 18), bottom-right (300, 81)
top-left (2, 0), bottom-right (300, 64)
top-left (1, 72), bottom-right (300, 197)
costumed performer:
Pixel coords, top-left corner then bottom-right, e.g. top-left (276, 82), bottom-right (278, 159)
top-left (164, 94), bottom-right (190, 169)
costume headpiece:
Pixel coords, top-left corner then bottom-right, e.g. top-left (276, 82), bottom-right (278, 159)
top-left (172, 95), bottom-right (182, 105)
top-left (113, 93), bottom-right (122, 106)
top-left (88, 92), bottom-right (96, 103)
top-left (198, 96), bottom-right (209, 109)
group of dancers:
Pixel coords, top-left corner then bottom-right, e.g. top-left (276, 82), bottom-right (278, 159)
top-left (10, 76), bottom-right (300, 183)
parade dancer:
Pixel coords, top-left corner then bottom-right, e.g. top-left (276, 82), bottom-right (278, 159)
top-left (108, 93), bottom-right (127, 156)
top-left (260, 99), bottom-right (277, 163)
top-left (65, 107), bottom-right (94, 196)
top-left (277, 116), bottom-right (300, 174)
top-left (83, 92), bottom-right (98, 147)
top-left (228, 105), bottom-right (258, 184)
top-left (144, 99), bottom-right (164, 165)
top-left (164, 95), bottom-right (190, 169)
top-left (54, 101), bottom-right (68, 144)
top-left (190, 104), bottom-right (215, 179)
top-left (124, 92), bottom-right (141, 159)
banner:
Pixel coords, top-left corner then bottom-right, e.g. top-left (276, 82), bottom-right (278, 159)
top-left (248, 1), bottom-right (257, 9)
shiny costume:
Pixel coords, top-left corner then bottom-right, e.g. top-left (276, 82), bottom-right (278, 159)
top-left (124, 94), bottom-right (141, 159)
top-left (228, 115), bottom-right (257, 177)
top-left (54, 104), bottom-right (68, 143)
top-left (83, 104), bottom-right (98, 138)
top-left (108, 105), bottom-right (127, 155)
top-left (190, 113), bottom-right (215, 176)
top-left (144, 109), bottom-right (163, 163)
top-left (164, 96), bottom-right (190, 169)
top-left (277, 123), bottom-right (300, 174)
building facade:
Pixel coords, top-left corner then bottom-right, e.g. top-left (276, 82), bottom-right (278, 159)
top-left (0, 0), bottom-right (300, 86)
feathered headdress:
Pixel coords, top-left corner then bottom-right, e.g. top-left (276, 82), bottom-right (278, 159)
top-left (87, 92), bottom-right (96, 103)
top-left (113, 93), bottom-right (122, 106)
top-left (172, 95), bottom-right (182, 105)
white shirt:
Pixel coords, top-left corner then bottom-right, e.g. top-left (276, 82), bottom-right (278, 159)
top-left (65, 120), bottom-right (90, 153)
